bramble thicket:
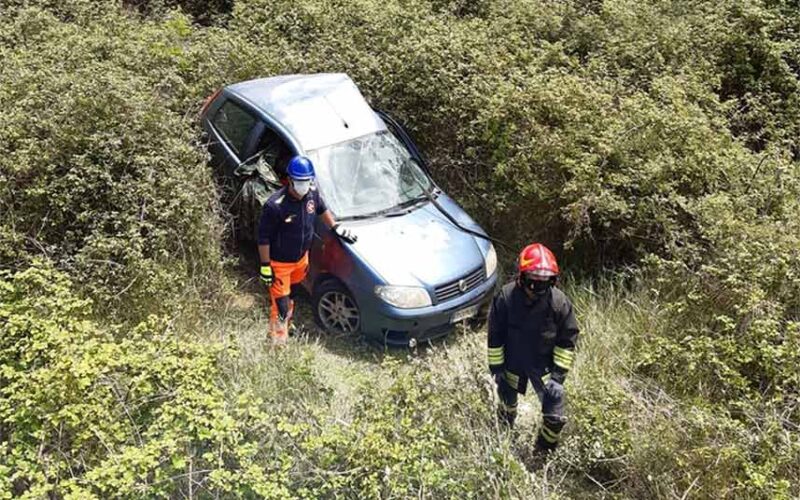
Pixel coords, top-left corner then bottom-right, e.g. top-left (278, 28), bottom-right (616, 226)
top-left (1, 0), bottom-right (798, 497)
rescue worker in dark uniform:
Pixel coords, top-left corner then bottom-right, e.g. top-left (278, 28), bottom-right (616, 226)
top-left (258, 156), bottom-right (357, 344)
top-left (488, 243), bottom-right (579, 451)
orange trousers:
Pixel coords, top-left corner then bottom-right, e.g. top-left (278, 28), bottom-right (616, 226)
top-left (269, 252), bottom-right (309, 342)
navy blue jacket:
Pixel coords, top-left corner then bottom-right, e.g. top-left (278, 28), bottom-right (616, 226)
top-left (488, 282), bottom-right (579, 394)
top-left (257, 186), bottom-right (328, 263)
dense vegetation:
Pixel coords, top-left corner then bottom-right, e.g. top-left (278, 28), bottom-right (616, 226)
top-left (1, 0), bottom-right (798, 497)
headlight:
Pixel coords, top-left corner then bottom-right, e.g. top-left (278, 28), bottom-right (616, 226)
top-left (485, 244), bottom-right (497, 277)
top-left (374, 285), bottom-right (432, 308)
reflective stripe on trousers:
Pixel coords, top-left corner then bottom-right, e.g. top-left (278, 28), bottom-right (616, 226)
top-left (496, 373), bottom-right (567, 445)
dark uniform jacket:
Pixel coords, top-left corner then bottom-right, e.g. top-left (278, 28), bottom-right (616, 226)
top-left (488, 281), bottom-right (579, 394)
top-left (257, 186), bottom-right (327, 263)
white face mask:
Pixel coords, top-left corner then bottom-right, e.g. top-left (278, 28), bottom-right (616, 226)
top-left (292, 179), bottom-right (311, 197)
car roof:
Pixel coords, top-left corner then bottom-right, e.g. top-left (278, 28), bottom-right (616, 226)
top-left (227, 73), bottom-right (387, 152)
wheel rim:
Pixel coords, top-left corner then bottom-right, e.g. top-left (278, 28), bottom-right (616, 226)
top-left (318, 291), bottom-right (360, 334)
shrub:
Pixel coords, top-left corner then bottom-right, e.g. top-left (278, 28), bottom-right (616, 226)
top-left (263, 350), bottom-right (532, 499)
top-left (637, 193), bottom-right (800, 413)
top-left (0, 262), bottom-right (313, 498)
top-left (229, 0), bottom-right (800, 269)
top-left (0, 6), bottom-right (226, 321)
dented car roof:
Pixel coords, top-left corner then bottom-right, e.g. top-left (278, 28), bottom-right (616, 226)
top-left (227, 73), bottom-right (387, 152)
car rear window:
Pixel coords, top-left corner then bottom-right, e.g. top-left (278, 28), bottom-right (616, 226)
top-left (212, 100), bottom-right (256, 156)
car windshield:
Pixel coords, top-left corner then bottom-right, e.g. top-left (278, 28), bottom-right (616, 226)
top-left (308, 131), bottom-right (433, 219)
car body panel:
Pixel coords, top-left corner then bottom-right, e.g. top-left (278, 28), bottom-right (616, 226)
top-left (346, 196), bottom-right (484, 288)
top-left (308, 218), bottom-right (498, 345)
top-left (361, 273), bottom-right (497, 345)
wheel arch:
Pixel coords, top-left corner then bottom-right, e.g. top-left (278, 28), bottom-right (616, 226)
top-left (313, 272), bottom-right (349, 295)
top-left (312, 272), bottom-right (363, 311)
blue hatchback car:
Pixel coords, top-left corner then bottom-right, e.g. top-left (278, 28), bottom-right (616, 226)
top-left (201, 73), bottom-right (498, 346)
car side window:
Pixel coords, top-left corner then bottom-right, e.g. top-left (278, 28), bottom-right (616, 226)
top-left (212, 100), bottom-right (257, 156)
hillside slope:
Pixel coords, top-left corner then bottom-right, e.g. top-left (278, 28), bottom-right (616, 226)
top-left (1, 0), bottom-right (798, 497)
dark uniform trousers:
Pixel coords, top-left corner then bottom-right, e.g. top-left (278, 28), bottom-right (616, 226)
top-left (497, 371), bottom-right (566, 449)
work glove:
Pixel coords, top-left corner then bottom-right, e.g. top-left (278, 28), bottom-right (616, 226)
top-left (260, 262), bottom-right (273, 287)
top-left (332, 223), bottom-right (357, 244)
top-left (544, 378), bottom-right (565, 401)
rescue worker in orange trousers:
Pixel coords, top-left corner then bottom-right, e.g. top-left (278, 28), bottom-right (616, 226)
top-left (488, 243), bottom-right (579, 451)
top-left (257, 156), bottom-right (357, 344)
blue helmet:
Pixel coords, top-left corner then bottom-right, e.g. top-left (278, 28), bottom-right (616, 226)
top-left (287, 156), bottom-right (315, 180)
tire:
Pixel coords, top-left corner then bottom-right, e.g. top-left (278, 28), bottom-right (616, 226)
top-left (313, 280), bottom-right (361, 335)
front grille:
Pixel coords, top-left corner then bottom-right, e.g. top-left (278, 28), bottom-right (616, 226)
top-left (434, 267), bottom-right (485, 303)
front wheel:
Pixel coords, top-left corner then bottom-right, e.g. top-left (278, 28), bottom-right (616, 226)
top-left (313, 280), bottom-right (361, 335)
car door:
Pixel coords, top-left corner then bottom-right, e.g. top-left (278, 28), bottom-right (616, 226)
top-left (235, 124), bottom-right (296, 240)
top-left (206, 97), bottom-right (260, 176)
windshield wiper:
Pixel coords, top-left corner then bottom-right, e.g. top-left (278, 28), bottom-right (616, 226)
top-left (340, 206), bottom-right (399, 221)
top-left (380, 194), bottom-right (432, 217)
top-left (393, 195), bottom-right (429, 211)
top-left (339, 196), bottom-right (429, 221)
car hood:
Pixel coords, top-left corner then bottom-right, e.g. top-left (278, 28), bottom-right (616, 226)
top-left (348, 194), bottom-right (486, 287)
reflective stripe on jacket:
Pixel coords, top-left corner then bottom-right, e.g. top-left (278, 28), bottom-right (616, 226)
top-left (487, 281), bottom-right (579, 394)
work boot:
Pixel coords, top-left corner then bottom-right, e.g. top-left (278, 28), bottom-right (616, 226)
top-left (534, 431), bottom-right (558, 452)
top-left (536, 414), bottom-right (564, 452)
top-left (497, 404), bottom-right (517, 428)
top-left (271, 331), bottom-right (288, 346)
top-left (269, 319), bottom-right (289, 346)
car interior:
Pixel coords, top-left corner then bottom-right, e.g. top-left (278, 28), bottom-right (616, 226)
top-left (253, 128), bottom-right (292, 185)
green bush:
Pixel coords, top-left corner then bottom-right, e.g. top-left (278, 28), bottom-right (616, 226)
top-left (0, 262), bottom-right (307, 498)
top-left (635, 404), bottom-right (797, 498)
top-left (637, 192), bottom-right (800, 410)
top-left (5, 0), bottom-right (797, 308)
top-left (228, 0), bottom-right (800, 267)
top-left (291, 357), bottom-right (529, 498)
top-left (0, 6), bottom-right (227, 321)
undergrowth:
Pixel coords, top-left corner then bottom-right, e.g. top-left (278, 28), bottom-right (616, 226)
top-left (1, 0), bottom-right (799, 497)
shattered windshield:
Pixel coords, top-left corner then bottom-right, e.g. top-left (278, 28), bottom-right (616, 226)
top-left (308, 131), bottom-right (433, 219)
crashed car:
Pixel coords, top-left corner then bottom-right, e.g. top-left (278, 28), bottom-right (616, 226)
top-left (201, 73), bottom-right (498, 346)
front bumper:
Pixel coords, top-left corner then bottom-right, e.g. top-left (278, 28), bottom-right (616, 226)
top-left (356, 271), bottom-right (499, 346)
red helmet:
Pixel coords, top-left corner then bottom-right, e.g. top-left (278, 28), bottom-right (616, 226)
top-left (518, 243), bottom-right (559, 278)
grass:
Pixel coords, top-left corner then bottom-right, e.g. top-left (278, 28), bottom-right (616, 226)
top-left (187, 257), bottom-right (678, 497)
top-left (174, 256), bottom-right (797, 498)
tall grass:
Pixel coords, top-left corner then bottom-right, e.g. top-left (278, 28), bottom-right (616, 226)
top-left (196, 273), bottom-right (741, 498)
